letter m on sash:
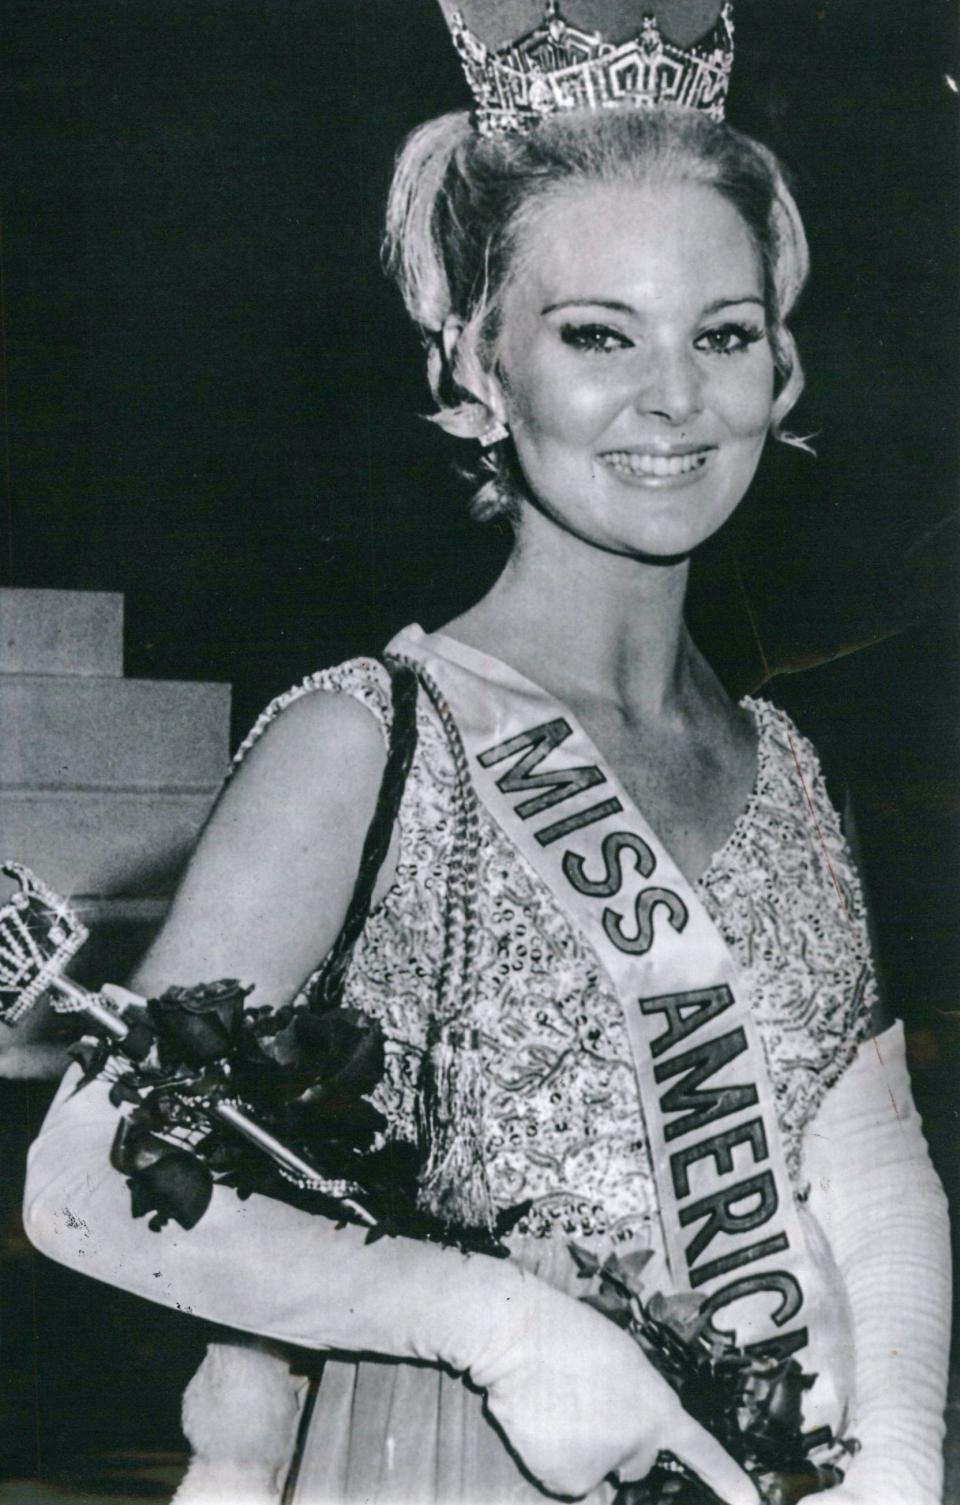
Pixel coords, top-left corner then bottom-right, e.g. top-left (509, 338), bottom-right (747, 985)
top-left (478, 720), bottom-right (605, 818)
top-left (654, 1028), bottom-right (759, 1143)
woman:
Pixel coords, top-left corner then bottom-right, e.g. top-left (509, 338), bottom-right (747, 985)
top-left (22, 4), bottom-right (950, 1502)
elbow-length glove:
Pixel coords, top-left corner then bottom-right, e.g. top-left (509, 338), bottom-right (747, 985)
top-left (24, 1064), bottom-right (758, 1505)
top-left (803, 1021), bottom-right (951, 1505)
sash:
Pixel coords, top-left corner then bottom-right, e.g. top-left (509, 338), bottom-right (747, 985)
top-left (390, 624), bottom-right (842, 1431)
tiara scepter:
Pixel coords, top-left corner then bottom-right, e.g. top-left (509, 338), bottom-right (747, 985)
top-left (0, 861), bottom-right (376, 1230)
top-left (1, 861), bottom-right (527, 1253)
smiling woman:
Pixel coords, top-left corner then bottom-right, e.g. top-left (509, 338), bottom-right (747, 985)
top-left (21, 4), bottom-right (951, 1505)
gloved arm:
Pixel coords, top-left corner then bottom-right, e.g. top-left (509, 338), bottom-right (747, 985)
top-left (24, 1064), bottom-right (757, 1504)
top-left (25, 682), bottom-right (758, 1502)
top-left (803, 1022), bottom-right (951, 1505)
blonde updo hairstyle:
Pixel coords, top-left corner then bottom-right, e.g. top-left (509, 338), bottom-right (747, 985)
top-left (384, 106), bottom-right (810, 521)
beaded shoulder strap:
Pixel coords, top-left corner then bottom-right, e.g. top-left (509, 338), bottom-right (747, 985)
top-left (306, 652), bottom-right (491, 1233)
top-left (307, 660), bottom-right (420, 1011)
top-left (393, 657), bottom-right (483, 1037)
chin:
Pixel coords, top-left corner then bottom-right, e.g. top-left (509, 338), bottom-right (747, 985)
top-left (600, 453), bottom-right (760, 548)
top-left (604, 501), bottom-right (740, 562)
top-left (522, 462), bottom-right (752, 562)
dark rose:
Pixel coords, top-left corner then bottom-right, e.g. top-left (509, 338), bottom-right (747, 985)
top-left (741, 1358), bottom-right (814, 1447)
top-left (760, 1362), bottom-right (810, 1433)
top-left (111, 1119), bottom-right (213, 1230)
top-left (148, 979), bottom-right (252, 1066)
top-left (292, 1009), bottom-right (385, 1096)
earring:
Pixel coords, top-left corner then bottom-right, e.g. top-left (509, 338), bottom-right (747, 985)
top-left (479, 417), bottom-right (508, 448)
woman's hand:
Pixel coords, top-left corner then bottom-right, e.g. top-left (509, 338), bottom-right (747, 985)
top-left (460, 1268), bottom-right (760, 1504)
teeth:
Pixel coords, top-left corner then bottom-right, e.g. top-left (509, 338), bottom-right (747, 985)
top-left (603, 451), bottom-right (707, 477)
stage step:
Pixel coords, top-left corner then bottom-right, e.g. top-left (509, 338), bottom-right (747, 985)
top-left (0, 674), bottom-right (229, 789)
top-left (0, 588), bottom-right (123, 677)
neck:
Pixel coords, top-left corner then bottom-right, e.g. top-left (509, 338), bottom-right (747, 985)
top-left (446, 509), bottom-right (697, 718)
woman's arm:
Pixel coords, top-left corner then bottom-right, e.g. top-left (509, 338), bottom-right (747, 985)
top-left (128, 686), bottom-right (395, 1006)
top-left (23, 687), bottom-right (757, 1505)
top-left (25, 1061), bottom-right (760, 1502)
top-left (804, 1022), bottom-right (951, 1504)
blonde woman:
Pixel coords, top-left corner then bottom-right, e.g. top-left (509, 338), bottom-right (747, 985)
top-left (24, 5), bottom-right (950, 1502)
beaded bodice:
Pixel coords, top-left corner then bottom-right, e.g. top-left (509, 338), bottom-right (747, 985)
top-left (237, 648), bottom-right (876, 1244)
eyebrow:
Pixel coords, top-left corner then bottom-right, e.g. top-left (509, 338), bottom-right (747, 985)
top-left (541, 295), bottom-right (765, 317)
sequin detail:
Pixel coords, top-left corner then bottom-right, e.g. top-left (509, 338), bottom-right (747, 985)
top-left (237, 661), bottom-right (875, 1242)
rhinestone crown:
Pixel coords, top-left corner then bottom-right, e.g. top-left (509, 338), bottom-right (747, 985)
top-left (449, 1), bottom-right (734, 136)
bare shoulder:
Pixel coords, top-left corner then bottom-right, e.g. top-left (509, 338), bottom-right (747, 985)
top-left (205, 686), bottom-right (389, 873)
top-left (234, 686), bottom-right (388, 810)
top-left (131, 688), bottom-right (388, 1004)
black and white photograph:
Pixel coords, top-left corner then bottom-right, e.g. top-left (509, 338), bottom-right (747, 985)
top-left (1, 2), bottom-right (958, 1502)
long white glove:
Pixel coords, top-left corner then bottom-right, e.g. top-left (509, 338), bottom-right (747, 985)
top-left (24, 1064), bottom-right (758, 1504)
top-left (803, 1022), bottom-right (951, 1505)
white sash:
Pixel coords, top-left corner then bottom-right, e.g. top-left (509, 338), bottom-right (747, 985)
top-left (390, 624), bottom-right (843, 1432)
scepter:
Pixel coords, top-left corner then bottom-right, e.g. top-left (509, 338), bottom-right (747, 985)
top-left (0, 860), bottom-right (376, 1227)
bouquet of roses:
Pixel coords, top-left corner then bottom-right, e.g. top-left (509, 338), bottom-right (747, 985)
top-left (85, 976), bottom-right (527, 1254)
top-left (81, 977), bottom-right (856, 1505)
top-left (0, 864), bottom-right (855, 1505)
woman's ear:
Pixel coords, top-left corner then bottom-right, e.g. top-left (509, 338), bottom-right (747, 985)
top-left (441, 315), bottom-right (507, 426)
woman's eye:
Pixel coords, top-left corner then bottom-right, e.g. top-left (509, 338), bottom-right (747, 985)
top-left (559, 323), bottom-right (632, 355)
top-left (695, 323), bottom-right (765, 357)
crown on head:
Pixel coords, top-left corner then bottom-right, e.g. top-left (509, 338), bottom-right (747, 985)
top-left (448, 1), bottom-right (734, 137)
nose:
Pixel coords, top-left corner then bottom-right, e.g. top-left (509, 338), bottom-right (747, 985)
top-left (632, 343), bottom-right (704, 425)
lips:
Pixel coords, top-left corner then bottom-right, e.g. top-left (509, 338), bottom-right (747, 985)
top-left (600, 448), bottom-right (711, 478)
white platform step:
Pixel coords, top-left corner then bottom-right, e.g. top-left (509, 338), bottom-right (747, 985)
top-left (0, 675), bottom-right (230, 789)
top-left (0, 588), bottom-right (124, 676)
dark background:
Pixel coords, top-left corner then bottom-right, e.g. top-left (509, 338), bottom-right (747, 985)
top-left (1, 0), bottom-right (958, 1489)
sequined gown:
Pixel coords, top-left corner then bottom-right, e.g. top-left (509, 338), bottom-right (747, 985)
top-left (230, 640), bottom-right (876, 1505)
